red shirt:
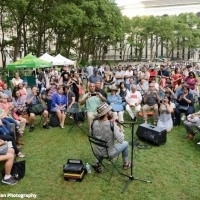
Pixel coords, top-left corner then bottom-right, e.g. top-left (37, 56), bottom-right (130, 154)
top-left (172, 74), bottom-right (182, 88)
top-left (149, 70), bottom-right (157, 82)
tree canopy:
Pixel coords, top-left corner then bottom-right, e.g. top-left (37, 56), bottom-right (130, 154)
top-left (0, 0), bottom-right (200, 67)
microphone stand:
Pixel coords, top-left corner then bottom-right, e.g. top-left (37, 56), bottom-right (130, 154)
top-left (116, 120), bottom-right (152, 193)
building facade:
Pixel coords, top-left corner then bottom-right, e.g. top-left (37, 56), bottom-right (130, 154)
top-left (106, 0), bottom-right (200, 62)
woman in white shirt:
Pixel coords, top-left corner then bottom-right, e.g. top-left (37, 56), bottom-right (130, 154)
top-left (11, 73), bottom-right (23, 87)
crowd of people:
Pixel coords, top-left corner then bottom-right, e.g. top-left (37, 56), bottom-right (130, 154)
top-left (1, 62), bottom-right (200, 183)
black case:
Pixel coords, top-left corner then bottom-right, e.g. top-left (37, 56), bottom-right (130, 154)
top-left (63, 159), bottom-right (85, 182)
top-left (136, 123), bottom-right (167, 145)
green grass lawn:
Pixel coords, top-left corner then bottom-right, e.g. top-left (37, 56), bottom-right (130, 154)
top-left (0, 114), bottom-right (200, 200)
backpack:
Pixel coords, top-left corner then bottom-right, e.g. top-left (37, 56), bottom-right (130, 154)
top-left (91, 119), bottom-right (114, 135)
top-left (74, 111), bottom-right (85, 123)
top-left (49, 112), bottom-right (60, 127)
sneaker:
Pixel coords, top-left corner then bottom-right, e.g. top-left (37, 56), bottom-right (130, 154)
top-left (2, 176), bottom-right (18, 185)
top-left (29, 126), bottom-right (34, 132)
top-left (197, 142), bottom-right (200, 145)
top-left (43, 124), bottom-right (50, 129)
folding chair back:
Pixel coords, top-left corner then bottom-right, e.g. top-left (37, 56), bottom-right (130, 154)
top-left (88, 135), bottom-right (120, 182)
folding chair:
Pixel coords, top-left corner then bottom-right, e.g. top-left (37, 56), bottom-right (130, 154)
top-left (194, 126), bottom-right (200, 144)
top-left (88, 135), bottom-right (126, 182)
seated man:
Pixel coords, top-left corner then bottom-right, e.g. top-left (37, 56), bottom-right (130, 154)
top-left (91, 102), bottom-right (131, 172)
top-left (125, 85), bottom-right (142, 121)
top-left (0, 139), bottom-right (18, 185)
top-left (184, 111), bottom-right (200, 140)
top-left (64, 85), bottom-right (77, 108)
top-left (142, 83), bottom-right (160, 124)
top-left (79, 83), bottom-right (106, 129)
top-left (26, 86), bottom-right (49, 132)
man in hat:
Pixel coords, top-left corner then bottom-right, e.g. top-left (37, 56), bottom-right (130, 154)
top-left (125, 85), bottom-right (142, 121)
top-left (87, 68), bottom-right (103, 89)
top-left (91, 102), bottom-right (131, 173)
top-left (79, 83), bottom-right (106, 129)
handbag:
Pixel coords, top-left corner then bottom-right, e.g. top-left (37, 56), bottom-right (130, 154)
top-left (111, 104), bottom-right (124, 112)
top-left (178, 105), bottom-right (189, 111)
top-left (11, 160), bottom-right (26, 180)
top-left (29, 104), bottom-right (45, 115)
top-left (0, 142), bottom-right (8, 155)
top-left (1, 160), bottom-right (26, 180)
top-left (11, 110), bottom-right (21, 121)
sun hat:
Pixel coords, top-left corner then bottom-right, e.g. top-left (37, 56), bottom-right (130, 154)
top-left (109, 85), bottom-right (118, 91)
top-left (96, 102), bottom-right (112, 118)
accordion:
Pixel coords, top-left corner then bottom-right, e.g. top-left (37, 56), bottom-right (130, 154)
top-left (63, 159), bottom-right (85, 182)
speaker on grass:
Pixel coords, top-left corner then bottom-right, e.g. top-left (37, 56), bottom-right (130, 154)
top-left (136, 123), bottom-right (167, 146)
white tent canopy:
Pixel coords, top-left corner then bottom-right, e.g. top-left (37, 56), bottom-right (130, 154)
top-left (39, 53), bottom-right (64, 66)
top-left (55, 54), bottom-right (75, 65)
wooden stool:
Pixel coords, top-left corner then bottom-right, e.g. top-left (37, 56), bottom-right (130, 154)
top-left (138, 111), bottom-right (154, 117)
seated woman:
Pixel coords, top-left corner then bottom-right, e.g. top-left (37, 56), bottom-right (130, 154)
top-left (2, 83), bottom-right (12, 102)
top-left (157, 95), bottom-right (174, 132)
top-left (11, 72), bottom-right (23, 87)
top-left (17, 83), bottom-right (27, 101)
top-left (12, 90), bottom-right (27, 133)
top-left (0, 134), bottom-right (25, 158)
top-left (46, 76), bottom-right (58, 112)
top-left (107, 85), bottom-right (125, 132)
top-left (51, 86), bottom-right (67, 128)
top-left (174, 84), bottom-right (195, 126)
top-left (184, 111), bottom-right (200, 140)
top-left (118, 82), bottom-right (129, 108)
top-left (0, 139), bottom-right (18, 185)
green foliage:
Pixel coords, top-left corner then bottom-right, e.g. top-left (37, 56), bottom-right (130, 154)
top-left (1, 0), bottom-right (200, 66)
top-left (79, 59), bottom-right (88, 67)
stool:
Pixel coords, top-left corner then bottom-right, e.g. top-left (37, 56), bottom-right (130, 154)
top-left (138, 111), bottom-right (154, 117)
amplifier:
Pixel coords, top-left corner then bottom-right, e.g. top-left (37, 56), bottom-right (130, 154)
top-left (136, 123), bottom-right (167, 145)
top-left (63, 159), bottom-right (85, 182)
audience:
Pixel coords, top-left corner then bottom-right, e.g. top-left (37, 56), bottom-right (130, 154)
top-left (142, 83), bottom-right (160, 124)
top-left (79, 83), bottom-right (106, 129)
top-left (174, 84), bottom-right (195, 127)
top-left (107, 85), bottom-right (125, 132)
top-left (26, 86), bottom-right (49, 132)
top-left (51, 86), bottom-right (67, 129)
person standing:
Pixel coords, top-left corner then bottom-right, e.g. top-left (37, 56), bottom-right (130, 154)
top-left (115, 65), bottom-right (125, 86)
top-left (87, 68), bottom-right (103, 89)
top-left (124, 65), bottom-right (133, 89)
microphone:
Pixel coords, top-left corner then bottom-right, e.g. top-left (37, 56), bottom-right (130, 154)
top-left (115, 119), bottom-right (140, 125)
top-left (115, 120), bottom-right (127, 127)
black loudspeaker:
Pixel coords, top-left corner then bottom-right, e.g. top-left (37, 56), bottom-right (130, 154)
top-left (136, 123), bottom-right (167, 146)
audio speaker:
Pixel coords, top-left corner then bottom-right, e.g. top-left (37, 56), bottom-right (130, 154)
top-left (136, 123), bottom-right (167, 146)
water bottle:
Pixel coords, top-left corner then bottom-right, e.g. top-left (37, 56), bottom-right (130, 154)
top-left (85, 163), bottom-right (91, 173)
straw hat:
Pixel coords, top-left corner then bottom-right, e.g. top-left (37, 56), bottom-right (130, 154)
top-left (96, 102), bottom-right (112, 118)
top-left (109, 85), bottom-right (118, 91)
